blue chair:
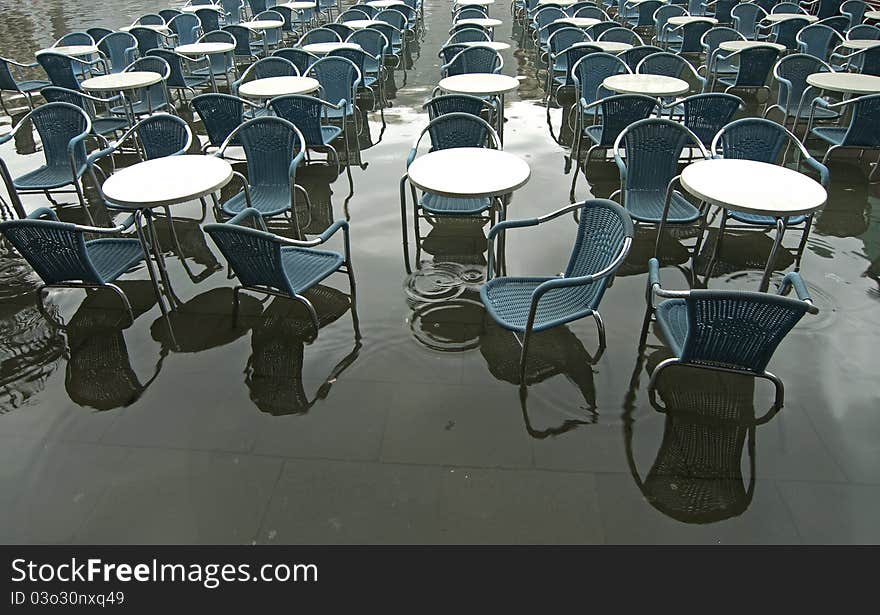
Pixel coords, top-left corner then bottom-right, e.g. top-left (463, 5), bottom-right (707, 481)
top-left (338, 8), bottom-right (372, 22)
top-left (128, 26), bottom-right (177, 56)
top-left (711, 117), bottom-right (829, 264)
top-left (268, 94), bottom-right (351, 179)
top-left (147, 48), bottom-right (214, 100)
top-left (0, 56), bottom-right (51, 112)
top-left (598, 27), bottom-right (645, 46)
top-left (112, 57), bottom-right (174, 117)
top-left (704, 0), bottom-right (738, 24)
top-left (96, 32), bottom-right (138, 74)
top-left (800, 0), bottom-right (844, 20)
top-left (612, 118), bottom-right (709, 254)
top-left (223, 24), bottom-right (263, 62)
top-left (215, 117), bottom-right (312, 230)
top-left (305, 56), bottom-right (362, 132)
top-left (645, 257), bottom-right (818, 407)
top-left (346, 29), bottom-right (390, 93)
top-left (168, 13), bottom-right (202, 46)
top-left (272, 47), bottom-right (320, 74)
top-left (586, 20), bottom-right (619, 40)
top-left (654, 5), bottom-right (688, 47)
top-left (637, 51), bottom-right (707, 93)
top-left (699, 27), bottom-right (744, 80)
top-left (191, 92), bottom-right (258, 153)
top-left (761, 16), bottom-right (813, 50)
top-left (298, 28), bottom-right (341, 46)
top-left (441, 46), bottom-right (503, 76)
top-left (254, 10), bottom-right (285, 48)
top-left (204, 207), bottom-right (356, 338)
top-left (159, 9), bottom-right (183, 24)
top-left (796, 24), bottom-right (842, 61)
top-left (221, 0), bottom-right (245, 25)
top-left (52, 32), bottom-right (95, 47)
top-left (445, 27), bottom-right (490, 44)
top-left (231, 56), bottom-right (298, 97)
top-left (368, 23), bottom-right (405, 70)
top-left (545, 27), bottom-right (589, 92)
top-left (807, 93), bottom-right (880, 181)
top-left (709, 44), bottom-right (781, 111)
top-left (39, 86), bottom-right (129, 139)
top-left (86, 27), bottom-right (114, 42)
top-left (569, 52), bottom-right (630, 142)
top-left (330, 46), bottom-right (385, 112)
top-left (248, 0), bottom-right (269, 14)
top-left (423, 93), bottom-right (494, 120)
top-left (133, 13), bottom-right (166, 26)
top-left (816, 14), bottom-right (849, 35)
top-left (841, 0), bottom-right (868, 29)
top-left (766, 54), bottom-right (836, 128)
top-left (831, 41), bottom-right (880, 75)
top-left (0, 102), bottom-right (93, 222)
top-left (619, 45), bottom-right (665, 71)
top-left (532, 7), bottom-right (566, 48)
top-left (570, 94), bottom-right (658, 201)
top-left (666, 19), bottom-right (714, 54)
top-left (194, 30), bottom-right (238, 87)
top-left (731, 2), bottom-right (767, 40)
top-left (480, 199), bottom-right (633, 381)
top-left (195, 7), bottom-right (223, 33)
top-left (624, 0), bottom-right (664, 30)
top-left (400, 113), bottom-right (501, 269)
top-left (36, 51), bottom-right (105, 91)
top-left (671, 92), bottom-right (743, 149)
top-left (438, 42), bottom-right (468, 65)
top-left (324, 23), bottom-right (355, 41)
top-left (0, 207), bottom-right (154, 325)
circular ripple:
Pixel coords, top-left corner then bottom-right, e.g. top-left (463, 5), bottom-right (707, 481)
top-left (410, 298), bottom-right (484, 352)
top-left (403, 262), bottom-right (466, 303)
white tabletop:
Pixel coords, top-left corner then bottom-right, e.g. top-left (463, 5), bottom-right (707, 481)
top-left (806, 71), bottom-right (880, 94)
top-left (680, 159), bottom-right (826, 217)
top-left (367, 0), bottom-right (403, 7)
top-left (238, 75), bottom-right (320, 98)
top-left (301, 42), bottom-right (362, 54)
top-left (175, 42), bottom-right (235, 55)
top-left (554, 17), bottom-right (601, 28)
top-left (244, 19), bottom-right (284, 30)
top-left (719, 40), bottom-right (786, 52)
top-left (840, 39), bottom-right (880, 50)
top-left (81, 71), bottom-right (162, 92)
top-left (102, 155), bottom-right (233, 209)
top-left (604, 74), bottom-right (690, 96)
top-left (538, 0), bottom-right (576, 5)
top-left (627, 0), bottom-right (668, 4)
top-left (42, 45), bottom-right (98, 57)
top-left (591, 41), bottom-right (633, 53)
top-left (462, 41), bottom-right (511, 51)
top-left (455, 0), bottom-right (495, 5)
top-left (763, 13), bottom-right (817, 23)
top-left (121, 24), bottom-right (170, 32)
top-left (456, 18), bottom-right (503, 28)
top-left (866, 10), bottom-right (880, 20)
top-left (667, 16), bottom-right (718, 26)
top-left (438, 73), bottom-right (519, 95)
top-left (408, 148), bottom-right (530, 199)
top-left (344, 19), bottom-right (384, 30)
top-left (181, 5), bottom-right (224, 12)
top-left (281, 1), bottom-right (317, 8)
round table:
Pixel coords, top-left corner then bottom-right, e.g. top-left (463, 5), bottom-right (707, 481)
top-left (238, 76), bottom-right (321, 99)
top-left (175, 42), bottom-right (235, 56)
top-left (81, 71), bottom-right (163, 127)
top-left (866, 10), bottom-right (880, 21)
top-left (301, 42), bottom-right (362, 55)
top-left (408, 149), bottom-right (530, 198)
top-left (101, 155), bottom-right (235, 313)
top-left (345, 20), bottom-right (384, 30)
top-left (805, 71), bottom-right (880, 94)
top-left (840, 39), bottom-right (880, 50)
top-left (456, 18), bottom-right (503, 29)
top-left (281, 1), bottom-right (317, 7)
top-left (538, 0), bottom-right (576, 5)
top-left (680, 158), bottom-right (826, 291)
top-left (462, 41), bottom-right (511, 51)
top-left (763, 13), bottom-right (818, 24)
top-left (367, 0), bottom-right (404, 7)
top-left (455, 0), bottom-right (495, 5)
top-left (438, 73), bottom-right (518, 143)
top-left (667, 16), bottom-right (718, 26)
top-left (603, 74), bottom-right (690, 96)
top-left (718, 40), bottom-right (786, 53)
top-left (181, 5), bottom-right (223, 13)
top-left (244, 19), bottom-right (283, 55)
top-left (554, 18), bottom-right (600, 28)
top-left (41, 45), bottom-right (98, 57)
top-left (590, 41), bottom-right (633, 53)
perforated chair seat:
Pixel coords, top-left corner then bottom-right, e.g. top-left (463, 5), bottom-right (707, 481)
top-left (323, 101), bottom-right (356, 119)
top-left (279, 246), bottom-right (345, 294)
top-left (728, 211), bottom-right (806, 225)
top-left (320, 125), bottom-right (343, 144)
top-left (420, 193), bottom-right (492, 215)
top-left (221, 185), bottom-right (291, 217)
top-left (624, 189), bottom-right (700, 224)
top-left (654, 298), bottom-right (688, 357)
top-left (481, 276), bottom-right (604, 332)
top-left (15, 79), bottom-right (52, 93)
top-left (92, 116), bottom-right (131, 136)
top-left (810, 126), bottom-right (848, 146)
top-left (85, 238), bottom-right (145, 282)
top-left (13, 162), bottom-right (88, 190)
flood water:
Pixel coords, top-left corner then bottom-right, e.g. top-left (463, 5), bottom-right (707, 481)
top-left (0, 0), bottom-right (878, 544)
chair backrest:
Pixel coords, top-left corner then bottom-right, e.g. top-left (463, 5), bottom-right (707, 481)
top-left (679, 92), bottom-right (743, 148)
top-left (590, 94), bottom-right (658, 148)
top-left (548, 27), bottom-right (590, 56)
top-left (338, 8), bottom-right (372, 22)
top-left (370, 22), bottom-right (403, 47)
top-left (533, 7), bottom-right (567, 32)
top-left (299, 27), bottom-right (342, 45)
top-left (222, 116), bottom-right (306, 187)
top-left (632, 1), bottom-right (663, 27)
top-left (447, 27), bottom-right (492, 44)
top-left (97, 32), bottom-right (138, 73)
top-left (169, 14), bottom-right (202, 46)
top-left (841, 0), bottom-right (868, 28)
top-left (222, 0), bottom-right (244, 24)
top-left (55, 32), bottom-right (95, 47)
top-left (146, 49), bottom-right (189, 88)
top-left (816, 0), bottom-right (843, 19)
top-left (443, 46), bottom-right (502, 76)
top-left (856, 45), bottom-right (880, 76)
top-left (847, 24), bottom-right (880, 40)
top-left (423, 93), bottom-right (491, 120)
top-left (0, 58), bottom-right (21, 92)
top-left (702, 26), bottom-right (744, 58)
top-left (129, 26), bottom-right (164, 55)
top-left (619, 45), bottom-right (664, 71)
top-left (832, 93), bottom-right (880, 146)
top-left (574, 6), bottom-right (609, 19)
top-left (125, 56), bottom-right (171, 109)
top-left (375, 9), bottom-right (407, 31)
top-left (324, 23), bottom-right (355, 40)
top-left (713, 117), bottom-right (799, 164)
top-left (86, 27), bottom-right (114, 41)
top-left (712, 0), bottom-right (738, 23)
top-left (439, 43), bottom-right (467, 64)
top-left (129, 113), bottom-right (192, 160)
top-left (816, 15), bottom-right (848, 35)
top-left (598, 27), bottom-right (643, 45)
top-left (272, 48), bottom-right (320, 74)
top-left (0, 214), bottom-right (100, 284)
top-left (564, 200), bottom-right (634, 293)
top-left (455, 7), bottom-right (489, 19)
top-left (420, 112), bottom-right (497, 153)
top-left (352, 3), bottom-right (378, 17)
top-left (774, 53), bottom-right (832, 111)
top-left (242, 56), bottom-right (298, 83)
top-left (796, 24), bottom-right (840, 60)
top-left (36, 52), bottom-right (82, 90)
top-left (223, 25), bottom-right (256, 57)
top-left (586, 20), bottom-right (619, 40)
top-left (347, 29), bottom-right (389, 58)
top-left (771, 2), bottom-right (804, 13)
top-left (267, 94), bottom-right (328, 145)
top-left (636, 51), bottom-right (689, 78)
top-left (192, 93), bottom-right (248, 147)
top-left (731, 2), bottom-right (766, 38)
top-left (679, 290), bottom-right (812, 372)
top-left (305, 56), bottom-right (361, 107)
top-left (616, 118), bottom-right (703, 192)
top-left (730, 45), bottom-right (780, 86)
top-left (255, 10), bottom-right (285, 45)
top-left (204, 217), bottom-right (292, 295)
top-left (328, 47), bottom-right (370, 78)
top-left (655, 5), bottom-right (687, 32)
top-left (135, 13), bottom-right (166, 26)
top-left (678, 20), bottom-right (714, 52)
top-left (159, 9), bottom-right (183, 23)
top-left (572, 52), bottom-right (630, 107)
top-left (248, 0), bottom-right (269, 13)
top-left (195, 7), bottom-right (223, 31)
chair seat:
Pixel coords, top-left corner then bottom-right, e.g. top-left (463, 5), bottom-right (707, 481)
top-left (279, 246), bottom-right (344, 294)
top-left (13, 162), bottom-right (88, 190)
top-left (420, 193), bottom-right (492, 215)
top-left (319, 124), bottom-right (343, 144)
top-left (222, 185), bottom-right (291, 217)
top-left (16, 79), bottom-right (52, 94)
top-left (84, 238), bottom-right (145, 283)
top-left (654, 297), bottom-right (688, 358)
top-left (781, 103), bottom-right (838, 119)
top-left (480, 276), bottom-right (603, 333)
top-left (181, 74), bottom-right (212, 88)
top-left (93, 116), bottom-right (130, 137)
top-left (584, 124), bottom-right (607, 146)
top-left (810, 126), bottom-right (848, 146)
top-left (111, 98), bottom-right (170, 116)
top-left (728, 210), bottom-right (807, 226)
top-left (624, 190), bottom-right (701, 224)
top-left (324, 102), bottom-right (355, 119)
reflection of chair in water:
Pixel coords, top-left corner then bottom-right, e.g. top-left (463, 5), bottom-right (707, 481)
top-left (625, 358), bottom-right (760, 524)
top-left (64, 280), bottom-right (165, 411)
top-left (245, 287), bottom-right (361, 415)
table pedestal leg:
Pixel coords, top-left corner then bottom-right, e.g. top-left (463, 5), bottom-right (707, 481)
top-left (135, 210), bottom-right (169, 316)
top-left (140, 208), bottom-right (183, 310)
top-left (760, 217), bottom-right (787, 293)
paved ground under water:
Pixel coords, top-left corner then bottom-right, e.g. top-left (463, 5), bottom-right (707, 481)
top-left (0, 0), bottom-right (878, 543)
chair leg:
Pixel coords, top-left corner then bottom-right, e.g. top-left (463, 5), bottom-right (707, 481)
top-left (106, 283), bottom-right (135, 326)
top-left (72, 178), bottom-right (96, 226)
top-left (35, 285), bottom-right (60, 327)
top-left (592, 310), bottom-right (606, 351)
top-left (647, 357), bottom-right (680, 409)
top-left (293, 292), bottom-right (320, 341)
top-left (757, 369), bottom-right (785, 409)
top-left (518, 326), bottom-right (533, 386)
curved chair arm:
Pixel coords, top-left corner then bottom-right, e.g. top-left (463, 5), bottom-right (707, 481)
top-left (226, 207), bottom-right (269, 230)
top-left (778, 271), bottom-right (819, 313)
top-left (801, 150), bottom-right (830, 187)
top-left (646, 256), bottom-right (691, 305)
top-left (2, 57), bottom-right (39, 69)
top-left (66, 126), bottom-right (91, 177)
top-left (28, 206), bottom-right (138, 234)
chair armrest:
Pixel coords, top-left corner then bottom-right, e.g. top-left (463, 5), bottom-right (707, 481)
top-left (274, 219), bottom-right (349, 247)
top-left (87, 144), bottom-right (118, 167)
top-left (405, 147), bottom-right (417, 168)
top-left (648, 256), bottom-right (662, 290)
top-left (803, 155), bottom-right (830, 188)
top-left (27, 207), bottom-right (60, 221)
top-left (226, 207), bottom-right (268, 230)
top-left (778, 272), bottom-right (819, 313)
top-left (3, 58), bottom-right (39, 69)
top-left (487, 217), bottom-right (539, 240)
